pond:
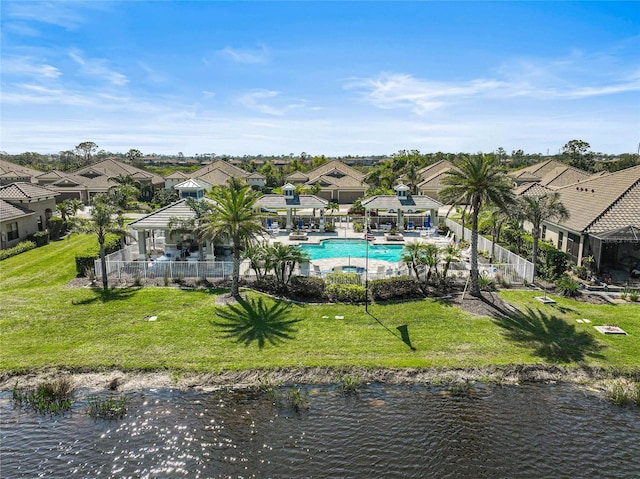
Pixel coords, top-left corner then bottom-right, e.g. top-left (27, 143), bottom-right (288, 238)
top-left (300, 239), bottom-right (404, 262)
top-left (2, 383), bottom-right (639, 478)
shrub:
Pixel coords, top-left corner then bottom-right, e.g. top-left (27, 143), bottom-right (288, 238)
top-left (325, 272), bottom-right (361, 286)
top-left (324, 223), bottom-right (336, 233)
top-left (28, 230), bottom-right (50, 247)
top-left (0, 240), bottom-right (36, 261)
top-left (630, 290), bottom-right (640, 302)
top-left (478, 274), bottom-right (496, 292)
top-left (555, 274), bottom-right (580, 297)
top-left (369, 277), bottom-right (424, 301)
top-left (326, 283), bottom-right (366, 303)
top-left (75, 233), bottom-right (122, 276)
top-left (46, 216), bottom-right (65, 239)
top-left (288, 276), bottom-right (325, 301)
top-left (539, 245), bottom-right (569, 281)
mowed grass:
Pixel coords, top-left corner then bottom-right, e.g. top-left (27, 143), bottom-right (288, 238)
top-left (1, 234), bottom-right (639, 373)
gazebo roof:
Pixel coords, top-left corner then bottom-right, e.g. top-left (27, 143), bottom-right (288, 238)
top-left (128, 199), bottom-right (215, 229)
top-left (257, 194), bottom-right (328, 209)
top-left (362, 194), bottom-right (442, 211)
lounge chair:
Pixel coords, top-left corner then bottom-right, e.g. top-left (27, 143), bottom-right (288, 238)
top-left (407, 221), bottom-right (415, 230)
top-left (312, 264), bottom-right (322, 277)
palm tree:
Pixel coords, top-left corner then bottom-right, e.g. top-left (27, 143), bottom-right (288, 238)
top-left (197, 178), bottom-right (267, 297)
top-left (73, 197), bottom-right (126, 290)
top-left (518, 192), bottom-right (569, 278)
top-left (267, 243), bottom-right (310, 289)
top-left (480, 205), bottom-right (510, 263)
top-left (401, 242), bottom-right (433, 294)
top-left (440, 154), bottom-right (515, 296)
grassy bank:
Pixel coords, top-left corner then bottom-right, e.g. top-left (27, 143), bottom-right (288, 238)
top-left (1, 234), bottom-right (638, 377)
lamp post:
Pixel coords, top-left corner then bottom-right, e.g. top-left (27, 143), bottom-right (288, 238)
top-left (365, 215), bottom-right (369, 313)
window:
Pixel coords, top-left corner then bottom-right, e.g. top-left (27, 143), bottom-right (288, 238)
top-left (542, 225), bottom-right (547, 240)
top-left (7, 222), bottom-right (18, 241)
top-left (37, 216), bottom-right (44, 232)
top-left (558, 231), bottom-right (563, 249)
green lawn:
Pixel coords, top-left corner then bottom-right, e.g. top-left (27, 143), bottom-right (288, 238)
top-left (1, 234), bottom-right (639, 373)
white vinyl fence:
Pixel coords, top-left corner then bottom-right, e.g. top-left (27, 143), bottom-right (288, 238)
top-left (445, 218), bottom-right (534, 283)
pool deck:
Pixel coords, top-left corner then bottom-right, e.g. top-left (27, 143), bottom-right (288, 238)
top-left (267, 224), bottom-right (451, 278)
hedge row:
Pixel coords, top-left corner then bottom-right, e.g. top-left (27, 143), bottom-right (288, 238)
top-left (0, 240), bottom-right (37, 261)
top-left (75, 234), bottom-right (121, 276)
top-left (252, 275), bottom-right (426, 304)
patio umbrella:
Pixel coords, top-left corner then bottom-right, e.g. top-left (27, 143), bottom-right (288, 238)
top-left (425, 214), bottom-right (431, 228)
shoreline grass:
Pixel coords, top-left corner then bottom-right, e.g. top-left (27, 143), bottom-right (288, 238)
top-left (1, 234), bottom-right (638, 383)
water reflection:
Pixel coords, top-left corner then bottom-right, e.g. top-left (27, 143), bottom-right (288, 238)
top-left (2, 383), bottom-right (639, 478)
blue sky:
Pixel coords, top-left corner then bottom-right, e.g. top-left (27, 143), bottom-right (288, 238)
top-left (1, 1), bottom-right (638, 157)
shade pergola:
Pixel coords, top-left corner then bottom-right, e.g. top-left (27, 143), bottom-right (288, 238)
top-left (256, 183), bottom-right (329, 231)
top-left (361, 184), bottom-right (443, 232)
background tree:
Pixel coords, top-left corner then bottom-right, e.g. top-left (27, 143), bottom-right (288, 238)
top-left (440, 154), bottom-right (515, 296)
top-left (561, 139), bottom-right (592, 171)
top-left (75, 141), bottom-right (98, 166)
top-left (197, 178), bottom-right (267, 297)
top-left (518, 192), bottom-right (569, 278)
top-left (125, 149), bottom-right (143, 167)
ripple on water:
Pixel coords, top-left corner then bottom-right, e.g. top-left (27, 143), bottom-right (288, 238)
top-left (1, 384), bottom-right (640, 478)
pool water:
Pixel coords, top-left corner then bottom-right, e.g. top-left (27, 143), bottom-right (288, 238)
top-left (300, 239), bottom-right (403, 262)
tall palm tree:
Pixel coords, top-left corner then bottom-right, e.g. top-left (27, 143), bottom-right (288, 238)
top-left (518, 192), bottom-right (569, 278)
top-left (197, 178), bottom-right (267, 297)
top-left (440, 154), bottom-right (515, 296)
top-left (73, 197), bottom-right (125, 290)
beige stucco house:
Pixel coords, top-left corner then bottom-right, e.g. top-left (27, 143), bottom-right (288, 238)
top-left (0, 183), bottom-right (59, 250)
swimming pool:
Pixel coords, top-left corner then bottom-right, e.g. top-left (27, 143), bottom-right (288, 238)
top-left (299, 239), bottom-right (404, 262)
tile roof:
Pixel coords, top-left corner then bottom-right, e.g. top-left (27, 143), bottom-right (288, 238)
top-left (0, 199), bottom-right (34, 221)
top-left (174, 178), bottom-right (211, 189)
top-left (553, 165), bottom-right (640, 233)
top-left (514, 182), bottom-right (554, 196)
top-left (417, 160), bottom-right (454, 178)
top-left (417, 170), bottom-right (451, 188)
top-left (0, 182), bottom-right (60, 200)
top-left (0, 159), bottom-right (43, 179)
top-left (539, 166), bottom-right (592, 188)
top-left (304, 160), bottom-right (367, 182)
top-left (190, 160), bottom-right (251, 180)
top-left (165, 171), bottom-right (189, 179)
top-left (71, 158), bottom-right (164, 186)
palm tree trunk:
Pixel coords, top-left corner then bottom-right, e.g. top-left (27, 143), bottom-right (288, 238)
top-left (531, 227), bottom-right (540, 278)
top-left (470, 201), bottom-right (481, 296)
top-left (99, 243), bottom-right (108, 290)
top-left (231, 251), bottom-right (241, 297)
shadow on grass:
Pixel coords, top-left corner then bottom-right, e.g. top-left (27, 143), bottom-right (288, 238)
top-left (211, 297), bottom-right (301, 349)
top-left (550, 304), bottom-right (577, 315)
top-left (493, 307), bottom-right (604, 363)
top-left (71, 287), bottom-right (139, 304)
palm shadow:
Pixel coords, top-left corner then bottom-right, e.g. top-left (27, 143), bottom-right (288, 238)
top-left (493, 307), bottom-right (604, 363)
top-left (211, 297), bottom-right (301, 349)
top-left (72, 287), bottom-right (139, 305)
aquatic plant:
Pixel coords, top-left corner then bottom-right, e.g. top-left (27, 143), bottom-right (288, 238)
top-left (338, 373), bottom-right (361, 395)
top-left (86, 394), bottom-right (127, 419)
top-left (448, 379), bottom-right (474, 398)
top-left (605, 379), bottom-right (640, 406)
top-left (286, 385), bottom-right (309, 410)
top-left (12, 378), bottom-right (74, 414)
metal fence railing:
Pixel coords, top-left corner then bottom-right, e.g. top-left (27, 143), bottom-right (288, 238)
top-left (444, 218), bottom-right (534, 283)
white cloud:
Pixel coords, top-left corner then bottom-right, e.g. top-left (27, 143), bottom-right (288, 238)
top-left (215, 45), bottom-right (270, 64)
top-left (345, 73), bottom-right (504, 114)
top-left (68, 49), bottom-right (128, 86)
top-left (2, 56), bottom-right (62, 79)
top-left (5, 1), bottom-right (110, 30)
top-left (237, 90), bottom-right (308, 116)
